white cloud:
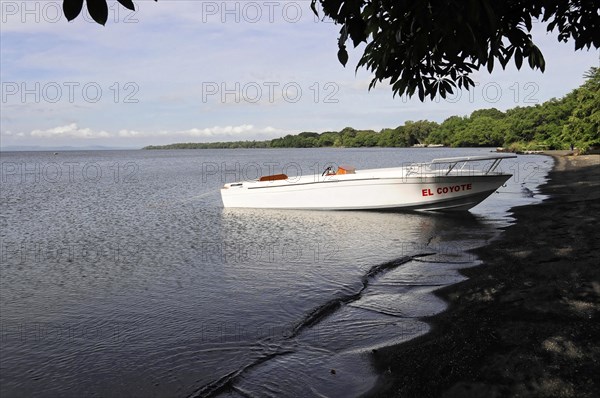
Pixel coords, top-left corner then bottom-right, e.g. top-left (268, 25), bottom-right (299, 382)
top-left (180, 124), bottom-right (254, 137)
top-left (116, 129), bottom-right (143, 138)
top-left (30, 123), bottom-right (111, 138)
top-left (21, 123), bottom-right (281, 141)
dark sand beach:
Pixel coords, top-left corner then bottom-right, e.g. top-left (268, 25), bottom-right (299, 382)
top-left (368, 152), bottom-right (600, 397)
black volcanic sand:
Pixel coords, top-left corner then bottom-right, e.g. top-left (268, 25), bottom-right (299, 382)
top-left (367, 153), bottom-right (600, 397)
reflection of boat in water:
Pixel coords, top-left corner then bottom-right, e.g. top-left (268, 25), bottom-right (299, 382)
top-left (221, 155), bottom-right (516, 211)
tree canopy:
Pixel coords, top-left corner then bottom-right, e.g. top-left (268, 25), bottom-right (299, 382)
top-left (316, 0), bottom-right (599, 100)
top-left (63, 0), bottom-right (599, 101)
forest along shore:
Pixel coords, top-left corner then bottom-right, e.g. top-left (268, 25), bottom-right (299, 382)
top-left (367, 152), bottom-right (600, 397)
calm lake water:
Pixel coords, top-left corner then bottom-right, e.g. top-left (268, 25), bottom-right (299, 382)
top-left (0, 148), bottom-right (552, 397)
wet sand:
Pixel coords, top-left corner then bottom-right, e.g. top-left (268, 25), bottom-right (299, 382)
top-left (368, 152), bottom-right (600, 397)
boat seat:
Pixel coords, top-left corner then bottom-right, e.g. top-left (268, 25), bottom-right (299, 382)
top-left (258, 173), bottom-right (288, 182)
top-left (337, 165), bottom-right (356, 175)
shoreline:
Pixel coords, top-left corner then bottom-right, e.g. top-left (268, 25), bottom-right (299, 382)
top-left (367, 152), bottom-right (600, 397)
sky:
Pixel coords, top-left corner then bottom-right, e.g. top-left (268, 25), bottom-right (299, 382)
top-left (1, 0), bottom-right (598, 149)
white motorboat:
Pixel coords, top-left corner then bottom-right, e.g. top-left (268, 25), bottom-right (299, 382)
top-left (220, 154), bottom-right (517, 211)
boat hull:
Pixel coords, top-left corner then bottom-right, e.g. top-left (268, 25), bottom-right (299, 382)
top-left (221, 174), bottom-right (511, 211)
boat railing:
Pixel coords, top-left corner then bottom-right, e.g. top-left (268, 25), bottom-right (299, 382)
top-left (407, 154), bottom-right (517, 176)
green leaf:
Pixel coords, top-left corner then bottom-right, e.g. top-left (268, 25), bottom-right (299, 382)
top-left (392, 78), bottom-right (409, 96)
top-left (531, 44), bottom-right (545, 71)
top-left (86, 0), bottom-right (108, 25)
top-left (117, 0), bottom-right (135, 11)
top-left (337, 47), bottom-right (349, 66)
top-left (542, 6), bottom-right (554, 22)
top-left (418, 80), bottom-right (425, 101)
top-left (538, 50), bottom-right (546, 72)
top-left (465, 76), bottom-right (474, 88)
top-left (524, 16), bottom-right (532, 31)
top-left (63, 0), bottom-right (84, 21)
top-left (348, 17), bottom-right (368, 46)
top-left (527, 50), bottom-right (536, 69)
top-left (514, 48), bottom-right (523, 69)
top-left (486, 56), bottom-right (494, 73)
top-left (310, 0), bottom-right (319, 17)
top-left (442, 80), bottom-right (453, 94)
top-left (339, 24), bottom-right (348, 45)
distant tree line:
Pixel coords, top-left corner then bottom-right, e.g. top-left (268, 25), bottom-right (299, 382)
top-left (145, 68), bottom-right (599, 152)
top-left (145, 140), bottom-right (271, 150)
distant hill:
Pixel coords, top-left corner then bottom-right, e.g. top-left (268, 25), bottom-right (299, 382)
top-left (0, 145), bottom-right (138, 152)
top-left (145, 67), bottom-right (599, 152)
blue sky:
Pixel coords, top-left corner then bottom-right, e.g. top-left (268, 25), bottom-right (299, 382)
top-left (1, 0), bottom-right (598, 148)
